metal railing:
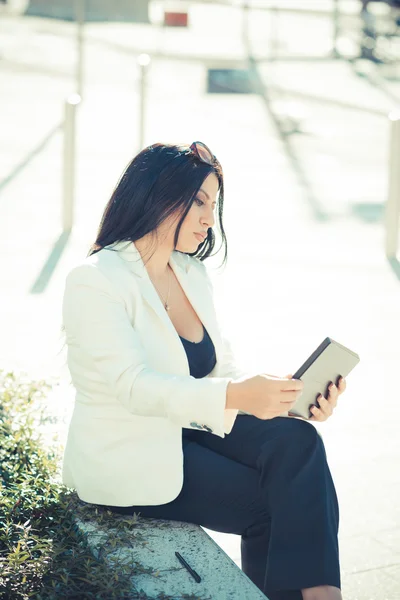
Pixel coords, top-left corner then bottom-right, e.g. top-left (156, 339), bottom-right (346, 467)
top-left (137, 54), bottom-right (151, 152)
top-left (61, 1), bottom-right (85, 232)
top-left (62, 94), bottom-right (81, 232)
top-left (74, 0), bottom-right (85, 98)
top-left (385, 112), bottom-right (400, 260)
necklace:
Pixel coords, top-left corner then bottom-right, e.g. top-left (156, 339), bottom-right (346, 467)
top-left (151, 266), bottom-right (171, 311)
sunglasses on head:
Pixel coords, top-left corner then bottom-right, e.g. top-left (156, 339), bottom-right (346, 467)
top-left (189, 141), bottom-right (217, 167)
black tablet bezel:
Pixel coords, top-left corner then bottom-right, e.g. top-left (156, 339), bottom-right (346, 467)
top-left (292, 337), bottom-right (359, 381)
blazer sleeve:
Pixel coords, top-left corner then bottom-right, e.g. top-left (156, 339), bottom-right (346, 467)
top-left (198, 261), bottom-right (249, 381)
top-left (62, 264), bottom-right (236, 438)
top-left (198, 262), bottom-right (253, 419)
top-left (217, 333), bottom-right (248, 380)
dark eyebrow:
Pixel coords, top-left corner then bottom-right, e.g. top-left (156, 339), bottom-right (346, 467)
top-left (199, 188), bottom-right (216, 204)
top-left (198, 188), bottom-right (210, 200)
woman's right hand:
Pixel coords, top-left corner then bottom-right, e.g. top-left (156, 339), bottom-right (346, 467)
top-left (226, 374), bottom-right (304, 420)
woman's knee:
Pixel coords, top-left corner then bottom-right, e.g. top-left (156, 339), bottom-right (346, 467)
top-left (287, 419), bottom-right (327, 459)
top-left (258, 417), bottom-right (326, 466)
top-left (288, 418), bottom-right (323, 441)
top-left (273, 417), bottom-right (323, 443)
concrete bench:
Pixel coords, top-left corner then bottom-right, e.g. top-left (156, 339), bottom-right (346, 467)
top-left (75, 510), bottom-right (268, 599)
top-left (41, 385), bottom-right (268, 598)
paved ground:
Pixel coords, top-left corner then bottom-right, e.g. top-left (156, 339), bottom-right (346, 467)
top-left (1, 1), bottom-right (400, 598)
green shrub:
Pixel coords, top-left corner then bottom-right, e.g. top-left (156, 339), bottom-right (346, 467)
top-left (0, 370), bottom-right (204, 600)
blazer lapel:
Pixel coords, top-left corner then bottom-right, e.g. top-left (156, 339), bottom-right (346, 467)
top-left (169, 254), bottom-right (220, 349)
top-left (111, 241), bottom-right (176, 333)
top-left (108, 241), bottom-right (222, 357)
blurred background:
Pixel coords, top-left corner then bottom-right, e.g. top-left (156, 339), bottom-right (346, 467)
top-left (1, 1), bottom-right (400, 598)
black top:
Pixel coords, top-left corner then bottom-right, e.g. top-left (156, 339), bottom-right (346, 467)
top-left (179, 325), bottom-right (217, 379)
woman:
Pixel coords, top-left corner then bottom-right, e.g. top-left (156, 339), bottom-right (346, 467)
top-left (62, 141), bottom-right (346, 600)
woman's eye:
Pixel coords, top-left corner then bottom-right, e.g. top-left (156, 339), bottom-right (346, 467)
top-left (195, 198), bottom-right (204, 206)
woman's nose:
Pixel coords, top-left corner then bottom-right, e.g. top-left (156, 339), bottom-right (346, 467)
top-left (202, 206), bottom-right (215, 229)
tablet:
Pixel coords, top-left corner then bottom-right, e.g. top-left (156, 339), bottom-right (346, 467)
top-left (289, 337), bottom-right (360, 420)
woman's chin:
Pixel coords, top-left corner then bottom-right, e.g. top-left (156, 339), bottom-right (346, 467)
top-left (176, 240), bottom-right (201, 253)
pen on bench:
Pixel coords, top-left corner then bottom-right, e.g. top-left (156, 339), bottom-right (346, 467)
top-left (175, 551), bottom-right (201, 583)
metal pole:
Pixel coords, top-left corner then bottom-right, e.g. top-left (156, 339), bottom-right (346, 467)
top-left (385, 112), bottom-right (400, 259)
top-left (63, 94), bottom-right (81, 232)
top-left (332, 0), bottom-right (340, 57)
top-left (74, 0), bottom-right (85, 98)
top-left (137, 53), bottom-right (151, 151)
top-left (269, 5), bottom-right (278, 61)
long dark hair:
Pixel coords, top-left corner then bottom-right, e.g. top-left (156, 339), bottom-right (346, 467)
top-left (88, 142), bottom-right (227, 264)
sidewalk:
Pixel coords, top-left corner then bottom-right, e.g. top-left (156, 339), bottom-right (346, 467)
top-left (1, 3), bottom-right (399, 598)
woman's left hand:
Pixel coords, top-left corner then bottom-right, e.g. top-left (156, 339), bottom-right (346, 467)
top-left (309, 377), bottom-right (347, 422)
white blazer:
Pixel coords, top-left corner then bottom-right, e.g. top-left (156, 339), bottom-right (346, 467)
top-left (61, 241), bottom-right (246, 507)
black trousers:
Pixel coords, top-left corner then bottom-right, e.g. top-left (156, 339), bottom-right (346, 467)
top-left (107, 416), bottom-right (340, 600)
